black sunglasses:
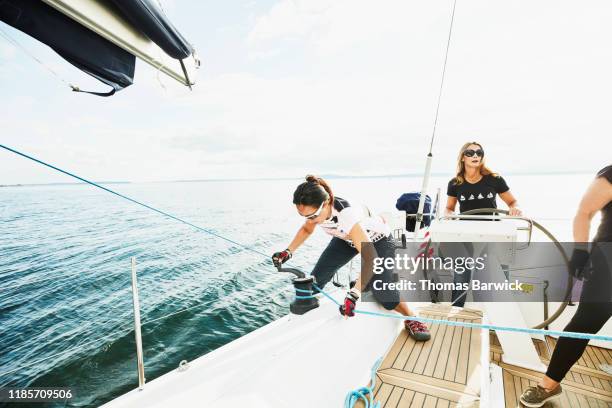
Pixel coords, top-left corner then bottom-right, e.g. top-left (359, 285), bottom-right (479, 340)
top-left (463, 149), bottom-right (484, 158)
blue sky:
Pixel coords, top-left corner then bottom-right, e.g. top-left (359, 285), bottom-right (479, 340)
top-left (1, 0), bottom-right (611, 184)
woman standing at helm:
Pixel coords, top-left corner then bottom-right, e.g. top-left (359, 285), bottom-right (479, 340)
top-left (444, 141), bottom-right (522, 306)
top-left (445, 141), bottom-right (522, 217)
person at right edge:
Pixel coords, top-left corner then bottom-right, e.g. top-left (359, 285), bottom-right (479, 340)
top-left (520, 165), bottom-right (612, 407)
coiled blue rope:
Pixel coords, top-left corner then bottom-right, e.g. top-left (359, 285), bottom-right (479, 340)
top-left (344, 357), bottom-right (382, 408)
top-left (294, 288), bottom-right (316, 300)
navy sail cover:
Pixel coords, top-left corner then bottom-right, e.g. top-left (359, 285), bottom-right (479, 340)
top-left (108, 0), bottom-right (194, 60)
top-left (0, 0), bottom-right (193, 95)
top-left (396, 192), bottom-right (433, 232)
top-left (0, 0), bottom-right (134, 94)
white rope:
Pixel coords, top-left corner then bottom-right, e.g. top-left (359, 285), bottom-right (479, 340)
top-left (0, 25), bottom-right (77, 91)
top-left (155, 47), bottom-right (168, 92)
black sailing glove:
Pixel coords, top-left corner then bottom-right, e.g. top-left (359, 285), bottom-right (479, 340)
top-left (568, 248), bottom-right (590, 280)
top-left (272, 249), bottom-right (292, 268)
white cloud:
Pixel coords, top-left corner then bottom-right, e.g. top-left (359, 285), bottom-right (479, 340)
top-left (247, 0), bottom-right (450, 58)
top-left (248, 0), bottom-right (330, 44)
top-left (244, 0), bottom-right (612, 172)
top-left (1, 0), bottom-right (611, 185)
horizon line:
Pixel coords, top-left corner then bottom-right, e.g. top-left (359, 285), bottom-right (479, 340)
top-left (0, 169), bottom-right (596, 187)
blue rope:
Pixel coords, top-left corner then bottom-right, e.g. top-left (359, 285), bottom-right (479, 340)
top-left (295, 288), bottom-right (316, 299)
top-left (311, 284), bottom-right (612, 342)
top-left (295, 288), bottom-right (312, 293)
top-left (3, 143), bottom-right (610, 344)
top-left (0, 144), bottom-right (271, 260)
top-left (344, 357), bottom-right (382, 408)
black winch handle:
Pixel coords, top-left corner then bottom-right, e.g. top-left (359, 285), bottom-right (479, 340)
top-left (276, 266), bottom-right (306, 279)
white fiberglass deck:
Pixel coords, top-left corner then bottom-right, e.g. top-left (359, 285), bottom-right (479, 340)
top-left (102, 288), bottom-right (404, 408)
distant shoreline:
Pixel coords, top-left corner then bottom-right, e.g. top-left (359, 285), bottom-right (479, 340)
top-left (0, 170), bottom-right (595, 187)
top-left (0, 181), bottom-right (131, 188)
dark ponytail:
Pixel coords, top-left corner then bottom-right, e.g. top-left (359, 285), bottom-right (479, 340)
top-left (293, 175), bottom-right (334, 207)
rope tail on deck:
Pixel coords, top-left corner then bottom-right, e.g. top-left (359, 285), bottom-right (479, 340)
top-left (344, 358), bottom-right (383, 408)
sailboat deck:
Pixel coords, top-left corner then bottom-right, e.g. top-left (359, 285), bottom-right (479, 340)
top-left (355, 305), bottom-right (612, 408)
top-left (360, 305), bottom-right (484, 408)
top-left (490, 333), bottom-right (612, 407)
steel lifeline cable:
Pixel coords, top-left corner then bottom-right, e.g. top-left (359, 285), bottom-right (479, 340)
top-left (1, 142), bottom-right (612, 344)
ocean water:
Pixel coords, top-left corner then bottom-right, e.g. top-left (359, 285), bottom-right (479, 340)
top-left (0, 174), bottom-right (597, 407)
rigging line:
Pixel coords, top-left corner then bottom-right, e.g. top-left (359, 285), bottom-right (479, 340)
top-left (141, 301), bottom-right (212, 326)
top-left (0, 26), bottom-right (76, 90)
top-left (311, 284), bottom-right (612, 343)
top-left (0, 144), bottom-right (271, 259)
top-left (140, 282), bottom-right (307, 326)
top-left (413, 0), bottom-right (458, 237)
top-left (429, 0), bottom-right (458, 154)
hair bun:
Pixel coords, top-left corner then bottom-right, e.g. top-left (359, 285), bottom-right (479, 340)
top-left (305, 175), bottom-right (319, 183)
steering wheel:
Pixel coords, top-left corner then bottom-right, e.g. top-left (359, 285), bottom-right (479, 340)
top-left (429, 208), bottom-right (572, 329)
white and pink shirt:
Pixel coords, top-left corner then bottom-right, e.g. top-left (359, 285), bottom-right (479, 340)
top-left (318, 197), bottom-right (390, 245)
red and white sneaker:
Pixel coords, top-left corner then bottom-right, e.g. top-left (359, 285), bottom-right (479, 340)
top-left (405, 319), bottom-right (431, 341)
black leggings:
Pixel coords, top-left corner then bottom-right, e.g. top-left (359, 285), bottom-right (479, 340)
top-left (311, 236), bottom-right (400, 310)
top-left (546, 245), bottom-right (612, 382)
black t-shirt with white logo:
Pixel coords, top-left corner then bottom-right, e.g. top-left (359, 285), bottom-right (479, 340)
top-left (447, 174), bottom-right (510, 214)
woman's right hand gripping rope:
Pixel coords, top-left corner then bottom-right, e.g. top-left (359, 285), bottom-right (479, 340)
top-left (340, 288), bottom-right (360, 318)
